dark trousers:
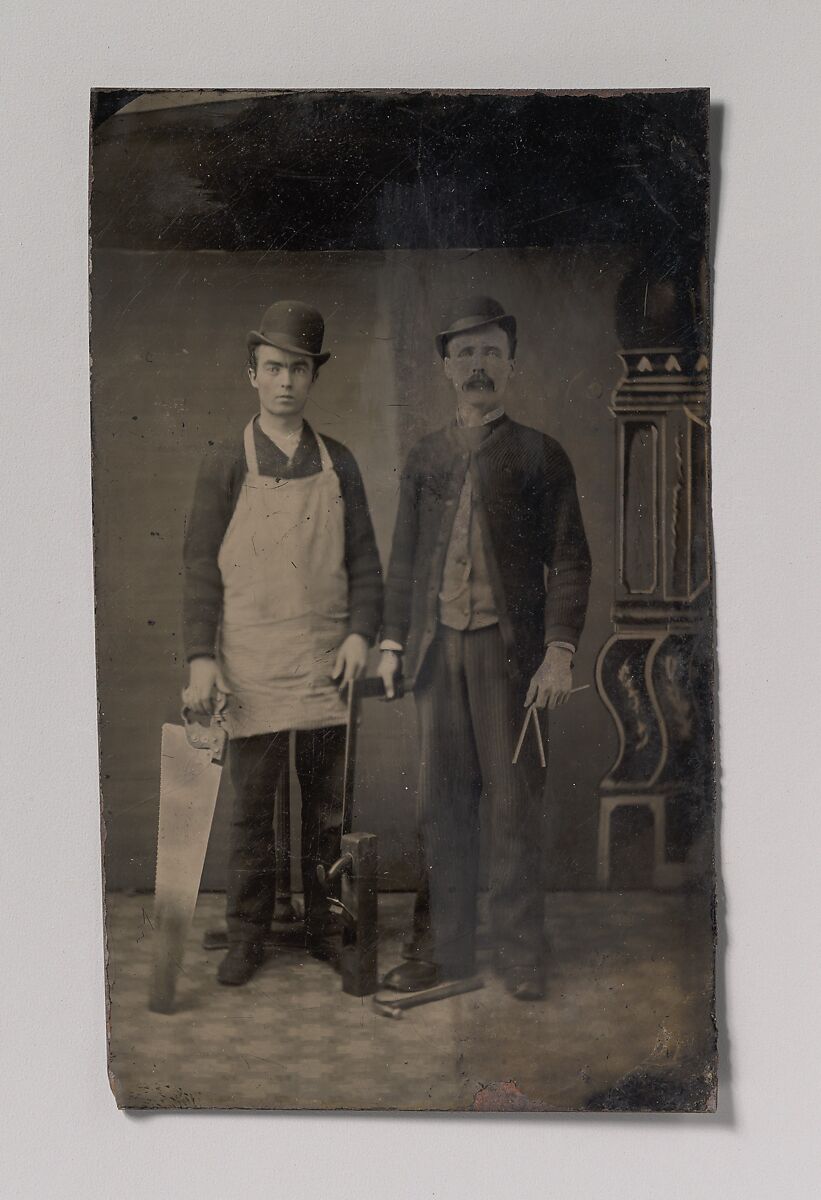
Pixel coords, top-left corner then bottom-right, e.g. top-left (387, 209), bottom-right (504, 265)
top-left (226, 725), bottom-right (346, 943)
top-left (414, 625), bottom-right (547, 978)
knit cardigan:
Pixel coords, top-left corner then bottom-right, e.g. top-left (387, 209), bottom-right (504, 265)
top-left (382, 415), bottom-right (592, 685)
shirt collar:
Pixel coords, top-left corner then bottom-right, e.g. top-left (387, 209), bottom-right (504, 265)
top-left (255, 416), bottom-right (313, 464)
top-left (455, 405), bottom-right (506, 428)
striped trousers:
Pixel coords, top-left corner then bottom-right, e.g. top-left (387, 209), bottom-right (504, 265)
top-left (414, 624), bottom-right (547, 978)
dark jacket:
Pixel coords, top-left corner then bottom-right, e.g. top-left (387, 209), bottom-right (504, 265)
top-left (183, 420), bottom-right (383, 661)
top-left (382, 415), bottom-right (591, 685)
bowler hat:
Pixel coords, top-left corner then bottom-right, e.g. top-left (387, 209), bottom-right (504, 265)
top-left (435, 295), bottom-right (517, 359)
top-left (247, 300), bottom-right (331, 365)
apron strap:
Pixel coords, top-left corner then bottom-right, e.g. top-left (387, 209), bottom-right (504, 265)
top-left (243, 420), bottom-right (260, 476)
top-left (314, 433), bottom-right (335, 473)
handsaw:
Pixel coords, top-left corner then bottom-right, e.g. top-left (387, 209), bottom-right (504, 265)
top-left (148, 695), bottom-right (227, 1014)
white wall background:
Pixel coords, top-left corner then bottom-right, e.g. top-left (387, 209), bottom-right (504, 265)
top-left (2, 2), bottom-right (820, 1197)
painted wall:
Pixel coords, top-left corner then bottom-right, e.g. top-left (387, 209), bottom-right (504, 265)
top-left (91, 246), bottom-right (623, 891)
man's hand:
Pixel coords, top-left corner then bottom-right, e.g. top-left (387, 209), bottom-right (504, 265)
top-left (524, 644), bottom-right (574, 710)
top-left (331, 633), bottom-right (369, 693)
top-left (183, 657), bottom-right (230, 718)
top-left (377, 650), bottom-right (402, 700)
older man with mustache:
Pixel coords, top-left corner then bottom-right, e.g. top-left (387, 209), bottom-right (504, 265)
top-left (378, 296), bottom-right (591, 1001)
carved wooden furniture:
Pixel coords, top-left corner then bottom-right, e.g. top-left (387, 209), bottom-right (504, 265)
top-left (595, 264), bottom-right (713, 889)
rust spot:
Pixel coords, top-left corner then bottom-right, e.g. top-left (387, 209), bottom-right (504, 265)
top-left (472, 1080), bottom-right (543, 1112)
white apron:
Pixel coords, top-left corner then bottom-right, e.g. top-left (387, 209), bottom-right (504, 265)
top-left (217, 420), bottom-right (349, 738)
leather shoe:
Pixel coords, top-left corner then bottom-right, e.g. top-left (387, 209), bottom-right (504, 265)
top-left (504, 968), bottom-right (546, 1002)
top-left (381, 960), bottom-right (439, 992)
top-left (217, 941), bottom-right (265, 986)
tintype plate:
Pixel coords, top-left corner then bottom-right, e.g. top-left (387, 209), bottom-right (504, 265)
top-left (90, 88), bottom-right (716, 1112)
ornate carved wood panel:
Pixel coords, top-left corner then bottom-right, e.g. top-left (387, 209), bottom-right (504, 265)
top-left (595, 264), bottom-right (714, 887)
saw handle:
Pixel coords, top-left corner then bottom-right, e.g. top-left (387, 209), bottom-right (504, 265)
top-left (181, 692), bottom-right (228, 762)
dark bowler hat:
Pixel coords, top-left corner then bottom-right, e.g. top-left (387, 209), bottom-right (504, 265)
top-left (435, 295), bottom-right (517, 359)
top-left (247, 300), bottom-right (331, 365)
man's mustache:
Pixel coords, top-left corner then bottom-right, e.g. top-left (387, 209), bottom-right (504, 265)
top-left (463, 372), bottom-right (495, 391)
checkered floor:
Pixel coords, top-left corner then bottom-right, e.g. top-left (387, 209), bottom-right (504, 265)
top-left (105, 891), bottom-right (714, 1111)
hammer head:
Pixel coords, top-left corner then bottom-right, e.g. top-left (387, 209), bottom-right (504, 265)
top-left (375, 1003), bottom-right (403, 1020)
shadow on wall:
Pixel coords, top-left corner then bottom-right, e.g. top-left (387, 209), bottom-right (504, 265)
top-left (91, 247), bottom-right (623, 893)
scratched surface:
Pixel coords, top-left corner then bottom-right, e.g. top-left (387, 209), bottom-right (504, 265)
top-left (92, 90), bottom-right (716, 1114)
top-left (107, 891), bottom-right (715, 1111)
top-left (91, 245), bottom-right (624, 895)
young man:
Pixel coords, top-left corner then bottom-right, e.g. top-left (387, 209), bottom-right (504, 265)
top-left (378, 296), bottom-right (591, 1001)
top-left (183, 300), bottom-right (382, 986)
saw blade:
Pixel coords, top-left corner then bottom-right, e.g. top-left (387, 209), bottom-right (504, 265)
top-left (149, 722), bottom-right (223, 1013)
